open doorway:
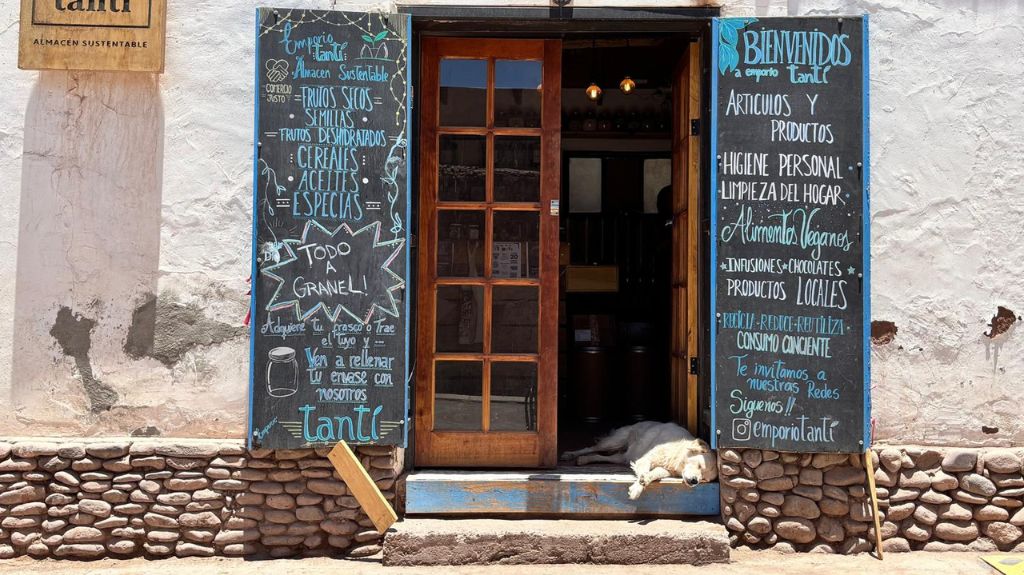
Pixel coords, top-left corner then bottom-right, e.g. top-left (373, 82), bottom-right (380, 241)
top-left (557, 36), bottom-right (692, 460)
top-left (412, 16), bottom-right (706, 470)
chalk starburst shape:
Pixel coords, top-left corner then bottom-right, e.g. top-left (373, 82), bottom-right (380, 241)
top-left (260, 220), bottom-right (405, 325)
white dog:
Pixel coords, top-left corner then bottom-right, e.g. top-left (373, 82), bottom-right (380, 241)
top-left (560, 421), bottom-right (718, 500)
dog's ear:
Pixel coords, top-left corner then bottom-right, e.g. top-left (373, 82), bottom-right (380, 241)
top-left (692, 439), bottom-right (710, 454)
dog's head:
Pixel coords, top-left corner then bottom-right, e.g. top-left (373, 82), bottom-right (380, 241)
top-left (683, 441), bottom-right (718, 484)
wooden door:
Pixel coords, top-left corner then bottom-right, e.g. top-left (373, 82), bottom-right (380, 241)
top-left (670, 40), bottom-right (702, 435)
top-left (415, 38), bottom-right (561, 468)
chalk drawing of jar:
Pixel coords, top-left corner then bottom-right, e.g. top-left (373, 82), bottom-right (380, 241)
top-left (266, 347), bottom-right (298, 398)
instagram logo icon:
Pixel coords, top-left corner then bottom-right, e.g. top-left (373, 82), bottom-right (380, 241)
top-left (732, 418), bottom-right (751, 441)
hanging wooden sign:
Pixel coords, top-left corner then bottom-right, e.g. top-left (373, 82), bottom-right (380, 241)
top-left (710, 16), bottom-right (870, 453)
top-left (249, 8), bottom-right (411, 450)
top-left (18, 0), bottom-right (166, 72)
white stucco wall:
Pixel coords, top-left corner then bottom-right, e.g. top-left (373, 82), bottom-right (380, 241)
top-left (809, 0), bottom-right (1024, 446)
top-left (0, 0), bottom-right (1021, 446)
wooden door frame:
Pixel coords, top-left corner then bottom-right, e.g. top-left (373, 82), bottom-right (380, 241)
top-left (405, 11), bottom-right (717, 470)
top-left (414, 38), bottom-right (561, 468)
top-left (670, 39), bottom-right (703, 436)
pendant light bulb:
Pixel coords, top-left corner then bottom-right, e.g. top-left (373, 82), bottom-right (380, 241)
top-left (619, 76), bottom-right (636, 95)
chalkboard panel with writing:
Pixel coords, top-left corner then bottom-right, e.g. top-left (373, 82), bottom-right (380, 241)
top-left (249, 8), bottom-right (410, 449)
top-left (711, 17), bottom-right (869, 453)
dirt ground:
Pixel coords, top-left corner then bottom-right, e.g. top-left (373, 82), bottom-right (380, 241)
top-left (0, 550), bottom-right (1009, 574)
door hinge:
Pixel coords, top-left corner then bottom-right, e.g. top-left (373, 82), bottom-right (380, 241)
top-left (690, 119), bottom-right (701, 136)
top-left (689, 357), bottom-right (699, 375)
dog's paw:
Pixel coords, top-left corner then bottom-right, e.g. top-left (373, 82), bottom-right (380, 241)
top-left (627, 482), bottom-right (644, 500)
top-left (559, 451), bottom-right (575, 461)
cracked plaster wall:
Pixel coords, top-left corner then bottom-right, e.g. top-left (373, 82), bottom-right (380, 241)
top-left (782, 0), bottom-right (1024, 446)
top-left (0, 0), bottom-right (1021, 445)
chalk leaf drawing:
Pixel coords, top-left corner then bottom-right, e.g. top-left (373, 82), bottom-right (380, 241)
top-left (718, 18), bottom-right (757, 76)
top-left (259, 158), bottom-right (286, 217)
top-left (360, 29), bottom-right (390, 59)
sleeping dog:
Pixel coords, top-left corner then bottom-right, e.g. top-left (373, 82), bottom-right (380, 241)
top-left (560, 421), bottom-right (717, 500)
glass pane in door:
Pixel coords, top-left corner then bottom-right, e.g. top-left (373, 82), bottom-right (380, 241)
top-left (438, 210), bottom-right (485, 277)
top-left (495, 60), bottom-right (542, 128)
top-left (434, 361), bottom-right (483, 431)
top-left (493, 211), bottom-right (539, 278)
top-left (440, 59), bottom-right (486, 127)
top-left (439, 135), bottom-right (486, 202)
top-left (435, 285), bottom-right (484, 353)
top-left (494, 136), bottom-right (541, 202)
top-left (492, 286), bottom-right (538, 353)
top-left (490, 362), bottom-right (538, 431)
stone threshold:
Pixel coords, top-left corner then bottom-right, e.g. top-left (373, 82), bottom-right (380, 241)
top-left (383, 518), bottom-right (730, 565)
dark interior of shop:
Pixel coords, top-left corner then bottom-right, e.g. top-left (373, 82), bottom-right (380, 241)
top-left (557, 36), bottom-right (684, 458)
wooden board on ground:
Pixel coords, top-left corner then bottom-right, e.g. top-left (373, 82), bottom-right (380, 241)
top-left (984, 556), bottom-right (1024, 575)
top-left (18, 0), bottom-right (166, 72)
top-left (328, 441), bottom-right (397, 532)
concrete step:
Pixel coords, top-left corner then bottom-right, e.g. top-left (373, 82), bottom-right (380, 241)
top-left (404, 467), bottom-right (720, 517)
top-left (383, 518), bottom-right (729, 566)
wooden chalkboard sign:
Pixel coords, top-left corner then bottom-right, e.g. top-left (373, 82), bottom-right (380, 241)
top-left (249, 8), bottom-right (410, 449)
top-left (710, 16), bottom-right (869, 453)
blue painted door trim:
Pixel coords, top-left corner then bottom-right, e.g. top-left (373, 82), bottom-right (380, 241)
top-left (247, 8), bottom-right (261, 451)
top-left (861, 15), bottom-right (871, 449)
top-left (709, 18), bottom-right (720, 450)
top-left (405, 474), bottom-right (721, 517)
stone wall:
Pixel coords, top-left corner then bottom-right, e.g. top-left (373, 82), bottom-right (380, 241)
top-left (720, 446), bottom-right (1024, 553)
top-left (0, 439), bottom-right (399, 559)
top-left (0, 0), bottom-right (1021, 454)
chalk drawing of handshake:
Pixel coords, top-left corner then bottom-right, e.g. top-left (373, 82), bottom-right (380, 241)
top-left (266, 59), bottom-right (289, 83)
